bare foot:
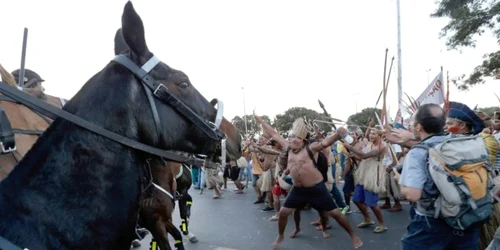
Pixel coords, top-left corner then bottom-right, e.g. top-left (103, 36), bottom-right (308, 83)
top-left (310, 219), bottom-right (320, 226)
top-left (289, 229), bottom-right (300, 238)
top-left (272, 235), bottom-right (284, 249)
top-left (322, 231), bottom-right (331, 238)
top-left (352, 236), bottom-right (363, 249)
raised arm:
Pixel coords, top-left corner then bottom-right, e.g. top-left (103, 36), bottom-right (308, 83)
top-left (309, 127), bottom-right (347, 152)
top-left (254, 112), bottom-right (289, 148)
top-left (344, 142), bottom-right (385, 160)
top-left (248, 141), bottom-right (281, 155)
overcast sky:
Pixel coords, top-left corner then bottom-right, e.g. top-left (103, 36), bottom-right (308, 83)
top-left (1, 0), bottom-right (499, 122)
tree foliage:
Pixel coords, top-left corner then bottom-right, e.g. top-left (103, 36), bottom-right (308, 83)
top-left (477, 106), bottom-right (500, 116)
top-left (231, 115), bottom-right (271, 135)
top-left (432, 0), bottom-right (500, 90)
top-left (347, 108), bottom-right (382, 128)
top-left (274, 107), bottom-right (332, 133)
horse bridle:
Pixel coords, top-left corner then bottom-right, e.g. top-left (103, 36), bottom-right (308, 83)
top-left (112, 54), bottom-right (226, 155)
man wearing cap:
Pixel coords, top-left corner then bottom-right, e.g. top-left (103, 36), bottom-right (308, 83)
top-left (11, 68), bottom-right (68, 108)
top-left (11, 69), bottom-right (45, 88)
top-left (254, 113), bottom-right (362, 249)
top-left (445, 101), bottom-right (486, 135)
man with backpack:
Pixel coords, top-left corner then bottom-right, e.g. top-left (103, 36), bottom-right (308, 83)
top-left (253, 113), bottom-right (363, 249)
top-left (398, 103), bottom-right (490, 249)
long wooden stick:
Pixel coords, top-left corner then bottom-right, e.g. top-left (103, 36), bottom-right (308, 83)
top-left (383, 57), bottom-right (395, 123)
top-left (381, 49), bottom-right (389, 125)
top-left (375, 56), bottom-right (395, 109)
top-left (374, 112), bottom-right (399, 165)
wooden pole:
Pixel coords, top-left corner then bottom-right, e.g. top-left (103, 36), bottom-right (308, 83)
top-left (381, 49), bottom-right (389, 125)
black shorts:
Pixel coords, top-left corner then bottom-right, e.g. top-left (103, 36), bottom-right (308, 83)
top-left (283, 182), bottom-right (337, 211)
top-left (342, 171), bottom-right (355, 194)
top-left (223, 166), bottom-right (230, 178)
top-left (230, 166), bottom-right (240, 181)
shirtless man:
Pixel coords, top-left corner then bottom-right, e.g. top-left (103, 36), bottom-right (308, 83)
top-left (254, 113), bottom-right (363, 249)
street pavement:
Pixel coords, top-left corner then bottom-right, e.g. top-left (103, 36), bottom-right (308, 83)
top-left (133, 182), bottom-right (411, 250)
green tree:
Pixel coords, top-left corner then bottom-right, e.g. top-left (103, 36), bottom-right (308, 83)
top-left (231, 114), bottom-right (271, 135)
top-left (274, 107), bottom-right (332, 134)
top-left (432, 0), bottom-right (500, 90)
top-left (347, 108), bottom-right (382, 128)
top-left (477, 106), bottom-right (500, 116)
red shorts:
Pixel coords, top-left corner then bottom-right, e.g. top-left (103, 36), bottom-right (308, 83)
top-left (272, 183), bottom-right (287, 196)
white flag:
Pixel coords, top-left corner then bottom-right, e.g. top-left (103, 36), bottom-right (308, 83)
top-left (415, 71), bottom-right (445, 106)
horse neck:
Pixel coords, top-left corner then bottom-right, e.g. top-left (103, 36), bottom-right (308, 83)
top-left (0, 79), bottom-right (148, 250)
top-left (152, 161), bottom-right (178, 193)
top-left (45, 96), bottom-right (61, 109)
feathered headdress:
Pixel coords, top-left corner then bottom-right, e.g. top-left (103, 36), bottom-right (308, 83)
top-left (290, 117), bottom-right (311, 140)
top-left (400, 92), bottom-right (420, 117)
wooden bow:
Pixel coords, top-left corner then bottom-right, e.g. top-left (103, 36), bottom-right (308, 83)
top-left (318, 99), bottom-right (359, 167)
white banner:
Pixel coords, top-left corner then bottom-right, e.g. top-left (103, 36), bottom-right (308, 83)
top-left (415, 71), bottom-right (445, 106)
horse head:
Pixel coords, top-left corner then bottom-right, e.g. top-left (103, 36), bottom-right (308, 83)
top-left (110, 2), bottom-right (241, 158)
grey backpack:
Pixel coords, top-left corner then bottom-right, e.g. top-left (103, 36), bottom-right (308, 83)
top-left (414, 135), bottom-right (493, 230)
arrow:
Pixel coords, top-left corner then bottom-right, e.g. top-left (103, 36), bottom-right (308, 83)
top-left (318, 99), bottom-right (337, 130)
top-left (495, 92), bottom-right (500, 104)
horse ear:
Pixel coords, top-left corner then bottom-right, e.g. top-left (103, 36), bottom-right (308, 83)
top-left (121, 1), bottom-right (149, 57)
top-left (114, 28), bottom-right (129, 55)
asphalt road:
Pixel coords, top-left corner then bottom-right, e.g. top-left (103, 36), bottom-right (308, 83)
top-left (132, 182), bottom-right (411, 250)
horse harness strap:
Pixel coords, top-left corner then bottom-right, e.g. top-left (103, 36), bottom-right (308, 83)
top-left (11, 129), bottom-right (43, 135)
top-left (112, 55), bottom-right (226, 154)
top-left (0, 83), bottom-right (191, 163)
top-left (152, 182), bottom-right (174, 200)
top-left (0, 107), bottom-right (16, 154)
top-left (0, 95), bottom-right (52, 125)
top-left (176, 164), bottom-right (184, 179)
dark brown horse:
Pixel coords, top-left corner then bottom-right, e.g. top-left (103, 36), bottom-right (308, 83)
top-left (0, 2), bottom-right (241, 250)
top-left (137, 117), bottom-right (242, 250)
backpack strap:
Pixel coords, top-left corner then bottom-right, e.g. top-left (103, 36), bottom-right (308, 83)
top-left (409, 142), bottom-right (441, 216)
top-left (411, 144), bottom-right (431, 151)
top-left (305, 144), bottom-right (318, 168)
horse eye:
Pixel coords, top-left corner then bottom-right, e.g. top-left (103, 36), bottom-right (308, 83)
top-left (179, 82), bottom-right (189, 89)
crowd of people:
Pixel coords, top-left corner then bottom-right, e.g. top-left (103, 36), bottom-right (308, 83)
top-left (188, 100), bottom-right (500, 249)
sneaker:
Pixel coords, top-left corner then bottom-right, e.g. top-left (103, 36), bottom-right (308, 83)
top-left (131, 239), bottom-right (141, 248)
top-left (269, 214), bottom-right (279, 221)
top-left (261, 206), bottom-right (274, 212)
top-left (137, 228), bottom-right (149, 238)
top-left (341, 205), bottom-right (350, 215)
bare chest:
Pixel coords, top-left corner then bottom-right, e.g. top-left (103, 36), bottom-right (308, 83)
top-left (287, 150), bottom-right (312, 170)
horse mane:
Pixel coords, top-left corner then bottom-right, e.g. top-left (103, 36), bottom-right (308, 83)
top-left (0, 63), bottom-right (17, 87)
